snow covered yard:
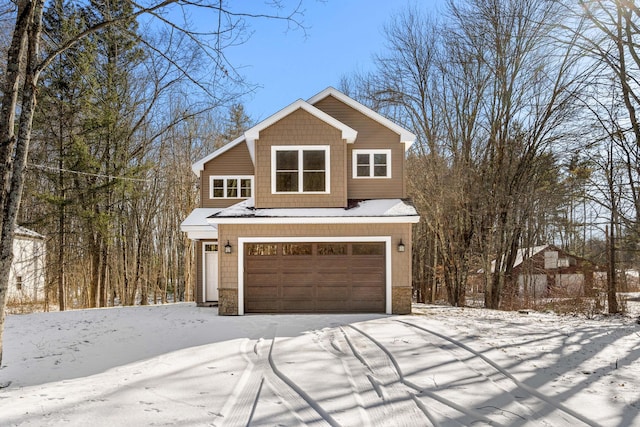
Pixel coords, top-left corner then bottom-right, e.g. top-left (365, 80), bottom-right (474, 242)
top-left (0, 302), bottom-right (639, 426)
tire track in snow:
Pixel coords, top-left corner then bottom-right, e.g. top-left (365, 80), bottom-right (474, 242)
top-left (394, 322), bottom-right (556, 426)
top-left (346, 324), bottom-right (500, 426)
top-left (319, 325), bottom-right (438, 426)
top-left (396, 319), bottom-right (603, 427)
top-left (219, 334), bottom-right (334, 427)
top-left (314, 328), bottom-right (374, 427)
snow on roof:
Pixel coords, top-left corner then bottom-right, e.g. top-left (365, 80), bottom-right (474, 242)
top-left (208, 198), bottom-right (419, 224)
top-left (490, 245), bottom-right (550, 273)
top-left (181, 208), bottom-right (222, 229)
top-left (512, 245), bottom-right (549, 268)
top-left (181, 208), bottom-right (222, 239)
top-left (15, 225), bottom-right (44, 240)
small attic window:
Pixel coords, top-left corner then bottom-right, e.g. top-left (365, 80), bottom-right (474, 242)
top-left (353, 149), bottom-right (391, 178)
top-left (210, 176), bottom-right (253, 199)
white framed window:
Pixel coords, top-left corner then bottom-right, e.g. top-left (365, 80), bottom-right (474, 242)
top-left (271, 145), bottom-right (330, 194)
top-left (209, 176), bottom-right (253, 199)
top-left (352, 149), bottom-right (391, 178)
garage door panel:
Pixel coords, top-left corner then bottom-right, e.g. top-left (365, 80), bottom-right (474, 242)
top-left (246, 285), bottom-right (279, 298)
top-left (281, 272), bottom-right (316, 285)
top-left (245, 300), bottom-right (281, 312)
top-left (352, 274), bottom-right (385, 285)
top-left (245, 241), bottom-right (385, 313)
top-left (316, 273), bottom-right (350, 285)
top-left (315, 258), bottom-right (350, 268)
top-left (281, 299), bottom-right (316, 312)
top-left (282, 286), bottom-right (312, 299)
top-left (352, 287), bottom-right (385, 301)
top-left (317, 286), bottom-right (349, 300)
top-left (350, 300), bottom-right (385, 312)
top-left (246, 258), bottom-right (279, 268)
top-left (246, 273), bottom-right (279, 286)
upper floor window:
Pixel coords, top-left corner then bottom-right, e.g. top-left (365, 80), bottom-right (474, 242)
top-left (353, 149), bottom-right (391, 178)
top-left (272, 146), bottom-right (330, 193)
top-left (210, 176), bottom-right (253, 199)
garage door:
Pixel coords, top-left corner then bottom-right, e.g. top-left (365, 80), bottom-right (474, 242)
top-left (244, 242), bottom-right (385, 313)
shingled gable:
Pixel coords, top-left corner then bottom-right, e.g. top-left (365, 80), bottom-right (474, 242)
top-left (191, 98), bottom-right (358, 177)
top-left (307, 87), bottom-right (417, 150)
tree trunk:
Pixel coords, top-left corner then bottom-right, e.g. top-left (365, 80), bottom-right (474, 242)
top-left (0, 0), bottom-right (45, 365)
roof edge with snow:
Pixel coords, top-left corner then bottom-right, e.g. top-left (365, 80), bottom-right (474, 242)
top-left (206, 198), bottom-right (420, 225)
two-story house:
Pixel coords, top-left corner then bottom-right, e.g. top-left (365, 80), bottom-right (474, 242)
top-left (181, 87), bottom-right (420, 315)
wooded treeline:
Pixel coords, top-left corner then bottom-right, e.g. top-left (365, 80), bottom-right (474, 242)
top-left (342, 0), bottom-right (640, 311)
top-left (0, 0), bottom-right (267, 311)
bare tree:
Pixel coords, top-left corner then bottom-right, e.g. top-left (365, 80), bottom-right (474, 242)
top-left (350, 0), bottom-right (582, 309)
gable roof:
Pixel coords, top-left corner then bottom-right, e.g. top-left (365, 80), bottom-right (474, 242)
top-left (489, 245), bottom-right (548, 273)
top-left (191, 97), bottom-right (359, 177)
top-left (307, 87), bottom-right (416, 150)
top-left (511, 245), bottom-right (550, 268)
top-left (244, 99), bottom-right (358, 144)
top-left (15, 225), bottom-right (44, 240)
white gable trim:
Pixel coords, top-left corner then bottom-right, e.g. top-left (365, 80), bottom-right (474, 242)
top-left (307, 87), bottom-right (416, 150)
top-left (244, 99), bottom-right (357, 144)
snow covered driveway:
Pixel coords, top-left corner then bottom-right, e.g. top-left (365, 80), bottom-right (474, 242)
top-left (0, 303), bottom-right (639, 426)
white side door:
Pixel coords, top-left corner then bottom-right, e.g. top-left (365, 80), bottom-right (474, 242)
top-left (204, 242), bottom-right (219, 301)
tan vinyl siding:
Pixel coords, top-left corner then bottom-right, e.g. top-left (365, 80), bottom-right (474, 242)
top-left (255, 109), bottom-right (348, 208)
top-left (200, 141), bottom-right (255, 208)
top-left (314, 95), bottom-right (406, 199)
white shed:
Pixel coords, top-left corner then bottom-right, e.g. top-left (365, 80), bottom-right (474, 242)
top-left (8, 226), bottom-right (46, 303)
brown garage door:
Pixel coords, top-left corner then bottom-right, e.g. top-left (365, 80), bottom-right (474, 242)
top-left (244, 242), bottom-right (385, 313)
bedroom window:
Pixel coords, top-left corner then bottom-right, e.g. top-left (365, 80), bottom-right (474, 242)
top-left (353, 149), bottom-right (391, 178)
top-left (209, 176), bottom-right (253, 199)
top-left (272, 146), bottom-right (330, 193)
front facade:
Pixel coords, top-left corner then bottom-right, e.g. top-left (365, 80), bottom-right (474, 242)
top-left (181, 87), bottom-right (419, 315)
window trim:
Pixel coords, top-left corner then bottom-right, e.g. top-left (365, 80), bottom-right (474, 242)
top-left (271, 145), bottom-right (331, 194)
top-left (209, 176), bottom-right (254, 199)
top-left (352, 149), bottom-right (392, 179)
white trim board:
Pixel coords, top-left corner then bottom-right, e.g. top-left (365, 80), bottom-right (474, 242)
top-left (237, 236), bottom-right (392, 316)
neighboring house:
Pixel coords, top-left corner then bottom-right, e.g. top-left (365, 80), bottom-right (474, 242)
top-left (8, 226), bottom-right (46, 303)
top-left (181, 87), bottom-right (420, 315)
top-left (493, 245), bottom-right (605, 298)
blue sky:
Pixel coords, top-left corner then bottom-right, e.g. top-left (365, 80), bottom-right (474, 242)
top-left (223, 0), bottom-right (446, 121)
